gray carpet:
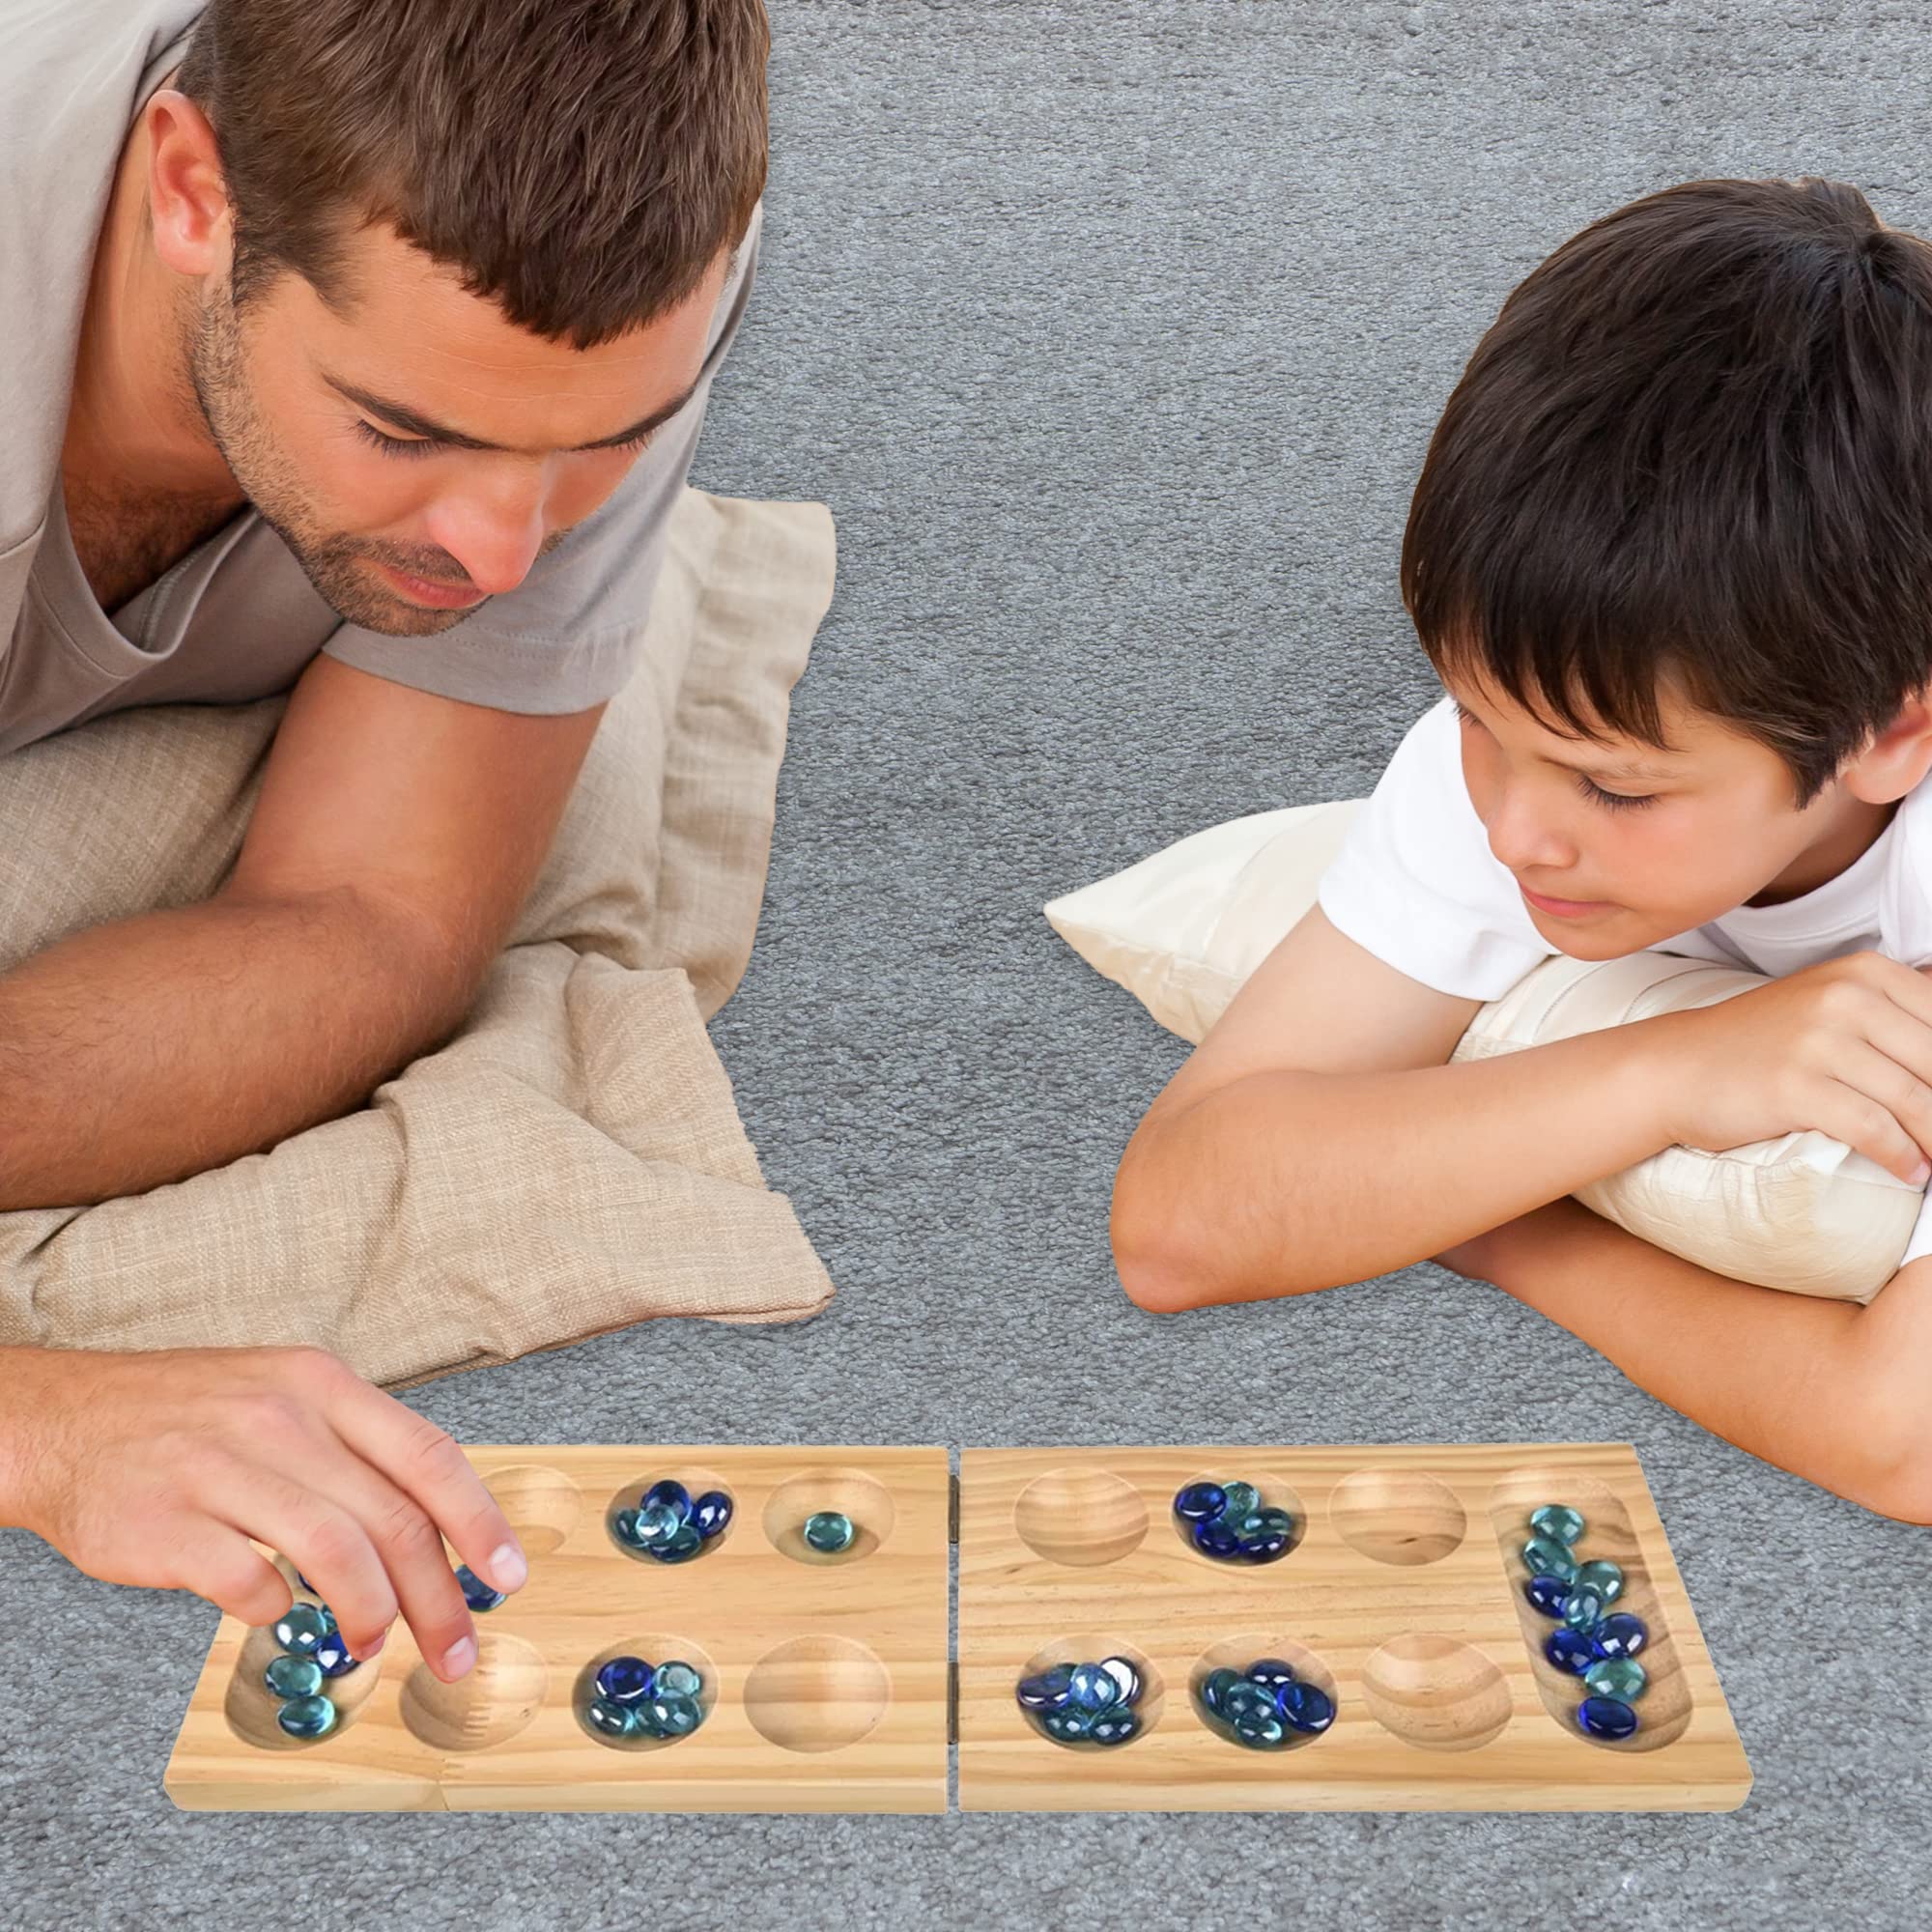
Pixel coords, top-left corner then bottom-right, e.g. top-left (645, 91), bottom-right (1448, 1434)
top-left (4, 3), bottom-right (1927, 1926)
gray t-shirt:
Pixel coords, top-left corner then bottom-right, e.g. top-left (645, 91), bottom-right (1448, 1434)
top-left (0, 0), bottom-right (758, 757)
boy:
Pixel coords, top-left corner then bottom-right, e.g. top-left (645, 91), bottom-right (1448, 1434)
top-left (1112, 176), bottom-right (1932, 1524)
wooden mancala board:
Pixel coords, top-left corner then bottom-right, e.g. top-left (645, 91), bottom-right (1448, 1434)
top-left (956, 1442), bottom-right (1750, 1812)
top-left (165, 1446), bottom-right (951, 1813)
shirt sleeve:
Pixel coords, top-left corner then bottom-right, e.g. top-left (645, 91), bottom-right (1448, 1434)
top-left (321, 200), bottom-right (765, 714)
top-left (1315, 693), bottom-right (1554, 1001)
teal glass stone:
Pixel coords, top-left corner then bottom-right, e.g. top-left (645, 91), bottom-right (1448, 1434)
top-left (1233, 1714), bottom-right (1286, 1748)
top-left (275, 1693), bottom-right (337, 1739)
top-left (1577, 1695), bottom-right (1639, 1741)
top-left (1250, 1507), bottom-right (1295, 1539)
top-left (1560, 1584), bottom-right (1605, 1632)
top-left (1218, 1481), bottom-right (1261, 1520)
top-left (646, 1690), bottom-right (702, 1737)
top-left (1529, 1503), bottom-right (1585, 1546)
top-left (1199, 1667), bottom-right (1241, 1718)
top-left (1089, 1707), bottom-right (1142, 1747)
top-left (1220, 1681), bottom-right (1277, 1726)
top-left (264, 1654), bottom-right (324, 1699)
top-left (654, 1661), bottom-right (703, 1700)
top-left (1098, 1656), bottom-right (1141, 1706)
top-left (804, 1511), bottom-right (856, 1553)
top-left (653, 1522), bottom-right (704, 1563)
top-left (586, 1695), bottom-right (640, 1739)
top-left (1041, 1706), bottom-right (1094, 1743)
top-left (1067, 1663), bottom-right (1117, 1711)
top-left (635, 1500), bottom-right (685, 1548)
top-left (1521, 1536), bottom-right (1578, 1583)
top-left (273, 1603), bottom-right (336, 1656)
top-left (1573, 1559), bottom-right (1624, 1604)
top-left (1583, 1657), bottom-right (1647, 1702)
top-left (612, 1507), bottom-right (646, 1547)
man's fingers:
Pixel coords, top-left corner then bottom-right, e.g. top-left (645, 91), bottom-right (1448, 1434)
top-left (153, 1514), bottom-right (292, 1627)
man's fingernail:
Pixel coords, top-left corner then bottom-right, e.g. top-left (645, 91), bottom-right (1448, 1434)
top-left (361, 1630), bottom-right (387, 1660)
top-left (442, 1634), bottom-right (476, 1679)
top-left (1912, 1160), bottom-right (1930, 1187)
top-left (489, 1542), bottom-right (527, 1591)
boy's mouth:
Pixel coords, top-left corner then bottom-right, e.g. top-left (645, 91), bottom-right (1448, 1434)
top-left (1519, 882), bottom-right (1613, 918)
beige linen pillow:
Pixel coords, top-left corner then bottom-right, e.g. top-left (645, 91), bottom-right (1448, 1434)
top-left (1046, 804), bottom-right (1921, 1304)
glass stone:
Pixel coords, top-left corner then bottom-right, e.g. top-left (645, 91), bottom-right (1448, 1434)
top-left (311, 1630), bottom-right (358, 1678)
top-left (640, 1478), bottom-right (693, 1521)
top-left (1237, 1529), bottom-right (1291, 1564)
top-left (1522, 1536), bottom-right (1578, 1582)
top-left (276, 1693), bottom-right (337, 1740)
top-left (454, 1564), bottom-right (505, 1612)
top-left (1577, 1695), bottom-right (1639, 1741)
top-left (1016, 1664), bottom-right (1076, 1712)
top-left (634, 1501), bottom-right (685, 1548)
top-left (1245, 1659), bottom-right (1297, 1692)
top-left (1233, 1714), bottom-right (1286, 1749)
top-left (1041, 1706), bottom-right (1094, 1743)
top-left (652, 1522), bottom-right (705, 1563)
top-left (586, 1695), bottom-right (639, 1739)
top-left (1573, 1559), bottom-right (1624, 1604)
top-left (1276, 1681), bottom-right (1335, 1734)
top-left (1067, 1663), bottom-right (1118, 1712)
top-left (1529, 1504), bottom-right (1585, 1547)
top-left (273, 1603), bottom-right (336, 1656)
top-left (596, 1656), bottom-right (656, 1705)
top-left (1192, 1518), bottom-right (1244, 1560)
top-left (1251, 1507), bottom-right (1295, 1539)
top-left (1590, 1613), bottom-right (1649, 1662)
top-left (1559, 1584), bottom-right (1605, 1632)
top-left (804, 1511), bottom-right (856, 1553)
top-left (655, 1661), bottom-right (703, 1700)
top-left (1098, 1656), bottom-right (1141, 1706)
top-left (294, 1570), bottom-right (316, 1593)
top-left (646, 1691), bottom-right (702, 1737)
top-left (1220, 1681), bottom-right (1278, 1726)
top-left (1546, 1627), bottom-right (1598, 1675)
top-left (1090, 1707), bottom-right (1142, 1747)
top-left (1173, 1481), bottom-right (1228, 1523)
top-left (264, 1654), bottom-right (324, 1699)
top-left (612, 1507), bottom-right (647, 1548)
top-left (1524, 1574), bottom-right (1571, 1618)
top-left (1218, 1481), bottom-right (1261, 1521)
top-left (1583, 1657), bottom-right (1647, 1702)
top-left (692, 1491), bottom-right (734, 1540)
top-left (1199, 1667), bottom-right (1241, 1718)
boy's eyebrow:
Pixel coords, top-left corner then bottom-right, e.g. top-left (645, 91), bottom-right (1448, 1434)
top-left (322, 372), bottom-right (701, 453)
top-left (1448, 695), bottom-right (1682, 781)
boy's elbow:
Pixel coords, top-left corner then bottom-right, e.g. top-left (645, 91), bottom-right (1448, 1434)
top-left (1110, 1141), bottom-right (1245, 1313)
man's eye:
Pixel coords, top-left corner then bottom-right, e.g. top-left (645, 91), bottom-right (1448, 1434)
top-left (354, 419), bottom-right (439, 460)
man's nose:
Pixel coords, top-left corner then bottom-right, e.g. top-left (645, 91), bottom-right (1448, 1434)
top-left (420, 485), bottom-right (549, 596)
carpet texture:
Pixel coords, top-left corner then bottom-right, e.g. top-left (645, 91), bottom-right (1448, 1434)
top-left (3, 4), bottom-right (1925, 1926)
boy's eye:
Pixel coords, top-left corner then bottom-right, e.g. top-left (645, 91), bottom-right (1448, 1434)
top-left (1576, 774), bottom-right (1656, 812)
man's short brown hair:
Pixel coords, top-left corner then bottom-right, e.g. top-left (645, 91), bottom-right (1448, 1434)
top-left (175, 0), bottom-right (768, 349)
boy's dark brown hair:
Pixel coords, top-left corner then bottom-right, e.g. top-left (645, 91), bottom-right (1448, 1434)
top-left (174, 0), bottom-right (768, 351)
top-left (1402, 177), bottom-right (1932, 810)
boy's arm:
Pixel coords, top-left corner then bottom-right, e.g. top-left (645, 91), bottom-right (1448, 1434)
top-left (1446, 1196), bottom-right (1932, 1523)
top-left (1112, 904), bottom-right (1679, 1310)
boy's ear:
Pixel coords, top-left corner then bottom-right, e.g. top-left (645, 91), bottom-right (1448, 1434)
top-left (1845, 686), bottom-right (1932, 805)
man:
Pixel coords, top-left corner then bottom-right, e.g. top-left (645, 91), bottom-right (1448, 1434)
top-left (0, 0), bottom-right (768, 1684)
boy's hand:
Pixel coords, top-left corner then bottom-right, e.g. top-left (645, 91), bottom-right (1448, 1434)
top-left (1645, 951), bottom-right (1932, 1185)
top-left (4, 1344), bottom-right (526, 1681)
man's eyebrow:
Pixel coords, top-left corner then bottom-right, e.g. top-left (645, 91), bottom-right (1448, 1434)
top-left (322, 373), bottom-right (700, 453)
top-left (1448, 694), bottom-right (1682, 781)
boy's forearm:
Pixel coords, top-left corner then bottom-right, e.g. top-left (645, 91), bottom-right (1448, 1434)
top-left (1118, 1023), bottom-right (1677, 1307)
top-left (1475, 1196), bottom-right (1929, 1520)
top-left (0, 890), bottom-right (468, 1209)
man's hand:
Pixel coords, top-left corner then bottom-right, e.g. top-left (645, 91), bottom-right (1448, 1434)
top-left (1645, 951), bottom-right (1932, 1186)
top-left (3, 1343), bottom-right (526, 1680)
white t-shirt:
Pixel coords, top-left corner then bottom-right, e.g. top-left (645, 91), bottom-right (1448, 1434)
top-left (1316, 693), bottom-right (1932, 1271)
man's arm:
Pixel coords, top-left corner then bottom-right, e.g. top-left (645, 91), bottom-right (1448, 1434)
top-left (1443, 1197), bottom-right (1932, 1523)
top-left (0, 654), bottom-right (605, 1208)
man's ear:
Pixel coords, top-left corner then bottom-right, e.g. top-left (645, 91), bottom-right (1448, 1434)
top-left (143, 88), bottom-right (233, 281)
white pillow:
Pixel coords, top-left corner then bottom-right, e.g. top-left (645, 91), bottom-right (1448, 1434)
top-left (1046, 804), bottom-right (1921, 1304)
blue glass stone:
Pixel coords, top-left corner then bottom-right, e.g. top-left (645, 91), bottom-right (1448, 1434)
top-left (1237, 1528), bottom-right (1291, 1563)
top-left (1098, 1656), bottom-right (1141, 1706)
top-left (1577, 1695), bottom-right (1640, 1741)
top-left (275, 1693), bottom-right (337, 1740)
top-left (1573, 1559), bottom-right (1624, 1604)
top-left (804, 1511), bottom-right (856, 1553)
top-left (586, 1695), bottom-right (640, 1739)
top-left (1524, 1573), bottom-right (1571, 1617)
top-left (1522, 1536), bottom-right (1578, 1582)
top-left (1276, 1680), bottom-right (1335, 1734)
top-left (1559, 1584), bottom-right (1605, 1632)
top-left (691, 1491), bottom-right (734, 1540)
top-left (645, 1691), bottom-right (702, 1737)
top-left (273, 1603), bottom-right (336, 1656)
top-left (641, 1478), bottom-right (693, 1521)
top-left (1583, 1657), bottom-right (1647, 1702)
top-left (454, 1563), bottom-right (505, 1613)
top-left (1546, 1626), bottom-right (1598, 1675)
top-left (651, 1522), bottom-right (705, 1563)
top-left (311, 1629), bottom-right (358, 1678)
top-left (1233, 1713), bottom-right (1287, 1749)
top-left (1067, 1662), bottom-right (1118, 1712)
top-left (634, 1501), bottom-right (685, 1548)
top-left (1199, 1667), bottom-right (1241, 1717)
top-left (1245, 1659), bottom-right (1297, 1692)
top-left (654, 1661), bottom-right (703, 1700)
top-left (1173, 1481), bottom-right (1229, 1523)
top-left (1220, 1681), bottom-right (1278, 1726)
top-left (1192, 1517), bottom-right (1244, 1560)
top-left (1089, 1706), bottom-right (1142, 1747)
top-left (264, 1654), bottom-right (324, 1699)
top-left (596, 1656), bottom-right (656, 1705)
top-left (1219, 1481), bottom-right (1261, 1521)
top-left (1016, 1663), bottom-right (1076, 1711)
top-left (1590, 1613), bottom-right (1649, 1662)
top-left (1529, 1504), bottom-right (1585, 1546)
top-left (1041, 1706), bottom-right (1094, 1742)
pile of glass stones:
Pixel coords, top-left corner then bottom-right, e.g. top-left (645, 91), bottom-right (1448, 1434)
top-left (584, 1656), bottom-right (710, 1743)
top-left (1520, 1502), bottom-right (1650, 1740)
top-left (1014, 1656), bottom-right (1146, 1746)
top-left (1171, 1478), bottom-right (1296, 1564)
top-left (261, 1596), bottom-right (360, 1740)
top-left (612, 1478), bottom-right (733, 1563)
top-left (803, 1511), bottom-right (856, 1554)
top-left (1197, 1657), bottom-right (1335, 1748)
